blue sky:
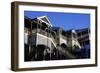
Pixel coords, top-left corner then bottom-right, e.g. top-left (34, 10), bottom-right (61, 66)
top-left (24, 11), bottom-right (90, 30)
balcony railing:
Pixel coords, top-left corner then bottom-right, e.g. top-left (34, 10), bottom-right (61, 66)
top-left (78, 34), bottom-right (89, 39)
top-left (37, 28), bottom-right (47, 36)
top-left (61, 35), bottom-right (66, 40)
top-left (24, 28), bottom-right (68, 46)
top-left (37, 28), bottom-right (57, 45)
top-left (24, 28), bottom-right (29, 34)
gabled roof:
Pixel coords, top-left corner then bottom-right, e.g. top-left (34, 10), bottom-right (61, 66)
top-left (37, 16), bottom-right (52, 27)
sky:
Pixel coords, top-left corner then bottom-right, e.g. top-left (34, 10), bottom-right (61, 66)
top-left (24, 11), bottom-right (90, 31)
